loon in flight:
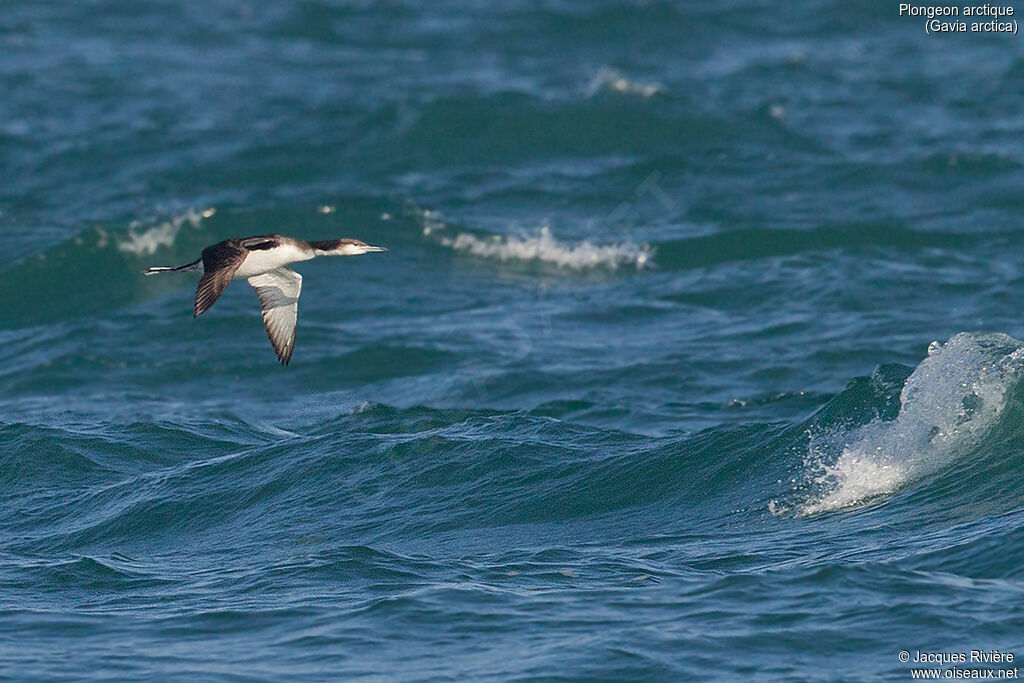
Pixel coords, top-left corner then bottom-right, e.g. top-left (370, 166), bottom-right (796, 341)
top-left (144, 235), bottom-right (386, 365)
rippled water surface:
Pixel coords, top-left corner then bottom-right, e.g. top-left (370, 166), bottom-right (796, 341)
top-left (3, 1), bottom-right (1024, 679)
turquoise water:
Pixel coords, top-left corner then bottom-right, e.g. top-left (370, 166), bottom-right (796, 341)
top-left (3, 1), bottom-right (1024, 679)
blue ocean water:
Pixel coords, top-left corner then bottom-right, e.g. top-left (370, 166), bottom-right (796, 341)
top-left (3, 1), bottom-right (1024, 679)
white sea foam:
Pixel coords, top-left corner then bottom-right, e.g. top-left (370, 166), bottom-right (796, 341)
top-left (116, 208), bottom-right (215, 256)
top-left (796, 332), bottom-right (1024, 515)
top-left (587, 67), bottom-right (665, 98)
top-left (412, 205), bottom-right (653, 271)
top-left (439, 226), bottom-right (653, 271)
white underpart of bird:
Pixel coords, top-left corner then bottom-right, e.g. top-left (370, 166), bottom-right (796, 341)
top-left (144, 234), bottom-right (386, 364)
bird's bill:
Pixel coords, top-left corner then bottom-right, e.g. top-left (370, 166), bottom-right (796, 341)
top-left (362, 245), bottom-right (387, 253)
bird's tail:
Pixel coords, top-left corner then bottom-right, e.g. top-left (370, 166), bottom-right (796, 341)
top-left (143, 258), bottom-right (202, 276)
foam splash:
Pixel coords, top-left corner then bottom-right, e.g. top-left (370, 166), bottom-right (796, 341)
top-left (796, 332), bottom-right (1024, 515)
top-left (412, 205), bottom-right (653, 271)
top-left (116, 208), bottom-right (215, 256)
top-left (587, 67), bottom-right (665, 98)
top-left (439, 226), bottom-right (653, 271)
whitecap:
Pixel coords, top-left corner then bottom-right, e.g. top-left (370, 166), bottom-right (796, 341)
top-left (587, 67), bottom-right (665, 99)
top-left (439, 225), bottom-right (653, 271)
top-left (116, 208), bottom-right (214, 256)
top-left (796, 332), bottom-right (1024, 515)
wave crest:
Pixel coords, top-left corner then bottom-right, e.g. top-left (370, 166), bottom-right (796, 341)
top-left (116, 208), bottom-right (215, 256)
top-left (587, 67), bottom-right (665, 99)
top-left (437, 225), bottom-right (653, 271)
top-left (796, 332), bottom-right (1024, 515)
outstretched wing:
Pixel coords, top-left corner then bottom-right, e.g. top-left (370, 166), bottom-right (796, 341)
top-left (247, 267), bottom-right (302, 365)
top-left (194, 240), bottom-right (245, 317)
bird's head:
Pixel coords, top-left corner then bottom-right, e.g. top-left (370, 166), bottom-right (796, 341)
top-left (313, 239), bottom-right (387, 256)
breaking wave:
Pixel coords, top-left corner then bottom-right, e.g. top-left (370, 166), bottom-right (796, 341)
top-left (794, 332), bottom-right (1024, 515)
top-left (587, 67), bottom-right (666, 99)
top-left (117, 208), bottom-right (216, 256)
top-left (417, 210), bottom-right (653, 271)
top-left (439, 226), bottom-right (653, 271)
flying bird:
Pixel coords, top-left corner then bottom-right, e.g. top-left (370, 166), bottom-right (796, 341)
top-left (144, 234), bottom-right (385, 364)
